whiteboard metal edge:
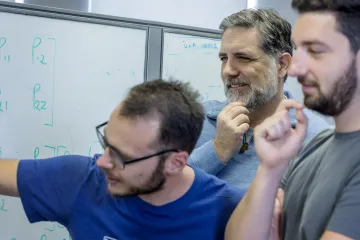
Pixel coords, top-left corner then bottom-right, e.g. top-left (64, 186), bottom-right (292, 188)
top-left (146, 27), bottom-right (163, 82)
top-left (0, 1), bottom-right (222, 34)
top-left (0, 3), bottom-right (147, 30)
top-left (162, 28), bottom-right (221, 39)
top-left (160, 29), bottom-right (222, 79)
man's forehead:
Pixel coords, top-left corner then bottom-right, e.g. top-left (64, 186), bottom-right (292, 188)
top-left (220, 27), bottom-right (260, 51)
top-left (105, 114), bottom-right (161, 156)
top-left (292, 12), bottom-right (337, 45)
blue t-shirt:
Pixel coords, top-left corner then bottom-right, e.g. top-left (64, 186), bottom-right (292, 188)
top-left (17, 154), bottom-right (244, 240)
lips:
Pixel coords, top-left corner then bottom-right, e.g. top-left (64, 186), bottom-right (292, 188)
top-left (106, 175), bottom-right (120, 185)
top-left (301, 84), bottom-right (317, 93)
top-left (230, 84), bottom-right (248, 88)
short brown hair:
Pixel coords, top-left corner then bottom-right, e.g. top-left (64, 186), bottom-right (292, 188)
top-left (292, 0), bottom-right (360, 53)
top-left (119, 79), bottom-right (204, 154)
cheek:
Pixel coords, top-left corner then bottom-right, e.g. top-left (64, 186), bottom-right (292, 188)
top-left (220, 64), bottom-right (226, 79)
top-left (248, 65), bottom-right (271, 86)
top-left (314, 68), bottom-right (340, 94)
top-left (121, 163), bottom-right (156, 184)
top-left (312, 55), bottom-right (352, 92)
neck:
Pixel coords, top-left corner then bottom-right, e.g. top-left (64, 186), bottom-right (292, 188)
top-left (249, 92), bottom-right (285, 128)
top-left (334, 96), bottom-right (360, 132)
top-left (138, 166), bottom-right (195, 206)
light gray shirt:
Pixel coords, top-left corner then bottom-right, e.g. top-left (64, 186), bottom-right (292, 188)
top-left (280, 128), bottom-right (360, 239)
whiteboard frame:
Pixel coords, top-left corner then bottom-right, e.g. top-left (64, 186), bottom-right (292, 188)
top-left (160, 28), bottom-right (222, 79)
top-left (0, 1), bottom-right (224, 83)
top-left (0, 1), bottom-right (150, 82)
top-left (0, 1), bottom-right (222, 34)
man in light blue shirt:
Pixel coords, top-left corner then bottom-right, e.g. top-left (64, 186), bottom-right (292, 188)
top-left (188, 9), bottom-right (329, 189)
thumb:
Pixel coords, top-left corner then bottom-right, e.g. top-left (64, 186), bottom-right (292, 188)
top-left (276, 99), bottom-right (304, 113)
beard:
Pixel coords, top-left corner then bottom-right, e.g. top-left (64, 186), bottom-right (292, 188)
top-left (224, 65), bottom-right (279, 112)
top-left (301, 60), bottom-right (357, 116)
top-left (110, 157), bottom-right (166, 197)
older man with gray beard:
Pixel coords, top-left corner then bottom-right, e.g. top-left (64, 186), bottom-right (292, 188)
top-left (188, 8), bottom-right (329, 189)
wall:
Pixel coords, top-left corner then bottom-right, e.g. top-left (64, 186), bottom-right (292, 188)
top-left (8, 0), bottom-right (248, 29)
top-left (90, 0), bottom-right (247, 29)
top-left (254, 0), bottom-right (298, 26)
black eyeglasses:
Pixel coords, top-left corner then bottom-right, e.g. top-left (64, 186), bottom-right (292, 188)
top-left (96, 121), bottom-right (179, 169)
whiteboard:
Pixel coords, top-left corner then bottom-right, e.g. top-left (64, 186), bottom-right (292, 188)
top-left (0, 10), bottom-right (147, 239)
top-left (162, 32), bottom-right (225, 103)
top-left (162, 32), bottom-right (334, 125)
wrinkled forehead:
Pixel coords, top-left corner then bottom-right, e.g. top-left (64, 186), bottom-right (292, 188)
top-left (220, 27), bottom-right (263, 54)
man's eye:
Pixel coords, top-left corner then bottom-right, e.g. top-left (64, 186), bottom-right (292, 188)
top-left (220, 56), bottom-right (228, 62)
top-left (308, 48), bottom-right (324, 55)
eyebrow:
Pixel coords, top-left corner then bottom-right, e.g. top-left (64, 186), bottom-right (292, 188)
top-left (103, 130), bottom-right (134, 160)
top-left (292, 39), bottom-right (330, 49)
top-left (218, 52), bottom-right (226, 58)
top-left (218, 51), bottom-right (253, 58)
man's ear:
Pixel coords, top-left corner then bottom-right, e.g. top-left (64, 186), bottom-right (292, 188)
top-left (277, 52), bottom-right (292, 81)
top-left (164, 151), bottom-right (188, 176)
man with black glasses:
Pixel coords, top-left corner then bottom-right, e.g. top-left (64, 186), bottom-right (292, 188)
top-left (0, 79), bottom-right (244, 240)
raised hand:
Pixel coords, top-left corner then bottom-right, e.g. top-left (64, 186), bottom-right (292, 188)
top-left (213, 102), bottom-right (250, 163)
top-left (254, 99), bottom-right (308, 171)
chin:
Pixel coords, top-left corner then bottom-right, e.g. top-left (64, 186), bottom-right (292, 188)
top-left (107, 183), bottom-right (133, 197)
top-left (303, 94), bottom-right (320, 107)
top-left (226, 94), bottom-right (249, 104)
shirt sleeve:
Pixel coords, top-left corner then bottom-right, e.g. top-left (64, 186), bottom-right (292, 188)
top-left (326, 164), bottom-right (360, 239)
top-left (188, 140), bottom-right (227, 175)
top-left (17, 155), bottom-right (95, 225)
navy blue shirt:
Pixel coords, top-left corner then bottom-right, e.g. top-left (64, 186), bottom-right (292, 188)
top-left (17, 154), bottom-right (244, 240)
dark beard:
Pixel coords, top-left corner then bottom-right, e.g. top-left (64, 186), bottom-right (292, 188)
top-left (304, 60), bottom-right (357, 116)
top-left (116, 157), bottom-right (166, 197)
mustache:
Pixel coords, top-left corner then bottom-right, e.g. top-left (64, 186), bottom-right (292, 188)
top-left (225, 77), bottom-right (251, 88)
top-left (298, 76), bottom-right (318, 87)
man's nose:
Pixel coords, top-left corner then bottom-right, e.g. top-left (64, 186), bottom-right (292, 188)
top-left (288, 50), bottom-right (308, 77)
top-left (223, 59), bottom-right (240, 78)
top-left (96, 148), bottom-right (114, 169)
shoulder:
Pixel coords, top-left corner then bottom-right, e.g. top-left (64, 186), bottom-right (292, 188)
top-left (202, 100), bottom-right (227, 117)
top-left (290, 128), bottom-right (334, 172)
top-left (29, 153), bottom-right (100, 167)
top-left (193, 167), bottom-right (245, 201)
top-left (19, 154), bottom-right (93, 170)
top-left (19, 153), bottom-right (104, 184)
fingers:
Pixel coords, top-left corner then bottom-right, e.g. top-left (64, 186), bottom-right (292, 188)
top-left (227, 106), bottom-right (249, 119)
top-left (222, 102), bottom-right (249, 119)
top-left (235, 122), bottom-right (250, 135)
top-left (294, 108), bottom-right (308, 140)
top-left (276, 99), bottom-right (304, 113)
top-left (222, 102), bottom-right (245, 113)
top-left (265, 111), bottom-right (292, 141)
top-left (233, 113), bottom-right (250, 126)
